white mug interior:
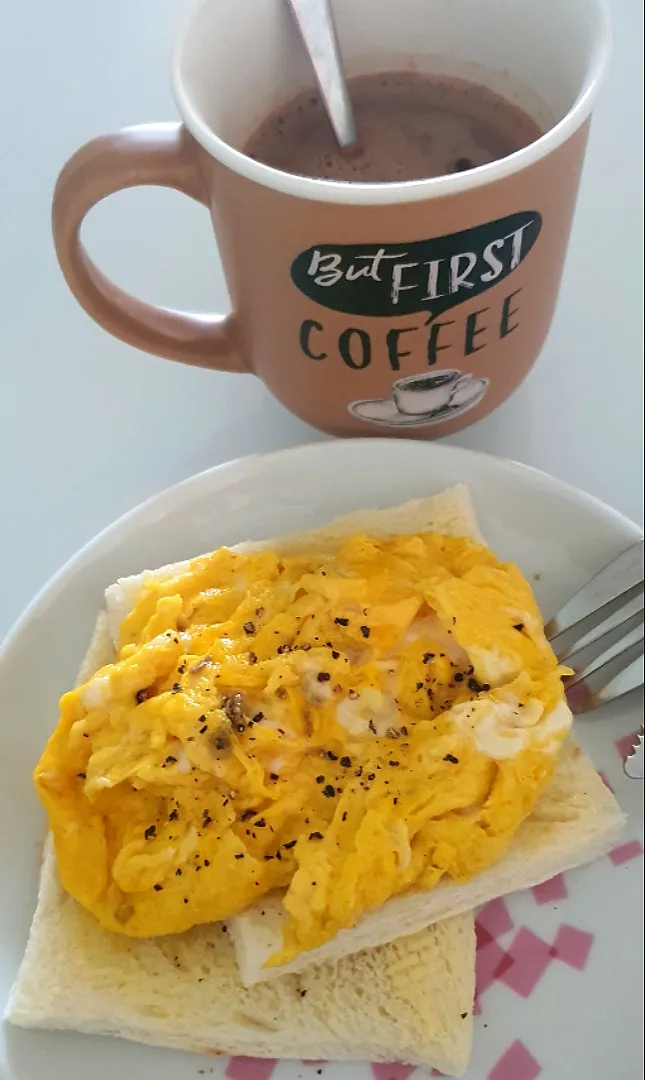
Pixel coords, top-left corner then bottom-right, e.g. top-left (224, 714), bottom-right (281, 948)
top-left (173, 0), bottom-right (611, 205)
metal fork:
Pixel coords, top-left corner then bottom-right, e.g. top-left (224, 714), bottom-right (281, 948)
top-left (545, 539), bottom-right (644, 776)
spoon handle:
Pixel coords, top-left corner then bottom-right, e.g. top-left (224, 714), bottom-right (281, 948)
top-left (287, 0), bottom-right (357, 148)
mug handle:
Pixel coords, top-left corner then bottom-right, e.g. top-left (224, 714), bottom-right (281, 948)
top-left (52, 122), bottom-right (245, 371)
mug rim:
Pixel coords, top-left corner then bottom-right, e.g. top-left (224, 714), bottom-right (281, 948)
top-left (172, 0), bottom-right (612, 206)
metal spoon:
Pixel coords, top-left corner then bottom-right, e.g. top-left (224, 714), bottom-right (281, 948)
top-left (286, 0), bottom-right (357, 148)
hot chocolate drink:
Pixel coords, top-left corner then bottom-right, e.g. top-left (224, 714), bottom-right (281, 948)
top-left (242, 71), bottom-right (542, 183)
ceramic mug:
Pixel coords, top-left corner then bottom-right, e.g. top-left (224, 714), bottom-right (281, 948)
top-left (52, 0), bottom-right (611, 439)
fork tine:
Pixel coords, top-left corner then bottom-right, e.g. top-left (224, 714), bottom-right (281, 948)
top-left (569, 654), bottom-right (644, 715)
top-left (554, 591), bottom-right (644, 662)
top-left (546, 539), bottom-right (643, 642)
top-left (566, 620), bottom-right (643, 688)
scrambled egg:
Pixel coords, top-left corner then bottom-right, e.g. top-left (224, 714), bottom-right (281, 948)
top-left (35, 532), bottom-right (572, 961)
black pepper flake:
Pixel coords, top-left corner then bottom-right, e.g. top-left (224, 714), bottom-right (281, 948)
top-left (243, 621), bottom-right (255, 634)
top-left (236, 722), bottom-right (246, 733)
top-left (202, 814), bottom-right (213, 828)
top-left (368, 719), bottom-right (377, 734)
top-left (444, 753), bottom-right (459, 764)
top-left (331, 650), bottom-right (340, 660)
top-left (316, 775), bottom-right (325, 784)
top-left (309, 832), bottom-right (324, 840)
top-left (416, 681), bottom-right (424, 690)
top-left (317, 671), bottom-right (331, 682)
top-left (235, 854), bottom-right (244, 860)
top-left (360, 625), bottom-right (370, 638)
top-left (135, 688), bottom-right (150, 704)
top-left (255, 818), bottom-right (267, 828)
top-left (277, 644), bottom-right (292, 654)
top-left (275, 850), bottom-right (283, 861)
top-left (468, 677), bottom-right (490, 693)
top-left (264, 854), bottom-right (274, 861)
top-left (169, 809), bottom-right (179, 822)
top-left (461, 1012), bottom-right (468, 1019)
top-left (223, 693), bottom-right (245, 725)
top-left (204, 859), bottom-right (210, 867)
top-left (144, 825), bottom-right (156, 840)
top-left (252, 712), bottom-right (264, 724)
top-left (393, 797), bottom-right (399, 805)
top-left (342, 812), bottom-right (348, 822)
top-left (178, 663), bottom-right (187, 675)
top-left (423, 652), bottom-right (435, 664)
top-left (388, 760), bottom-right (400, 768)
top-left (368, 773), bottom-right (376, 781)
top-left (334, 617), bottom-right (349, 626)
top-left (175, 868), bottom-right (182, 876)
top-left (241, 809), bottom-right (255, 821)
top-left (183, 898), bottom-right (189, 904)
top-left (513, 623), bottom-right (525, 632)
top-left (327, 751), bottom-right (338, 761)
top-left (270, 772), bottom-right (279, 781)
top-left (355, 766), bottom-right (363, 777)
top-left (165, 755), bottom-right (177, 764)
top-left (283, 840), bottom-right (297, 850)
top-left (340, 756), bottom-right (352, 768)
top-left (76, 772), bottom-right (86, 779)
top-left (300, 990), bottom-right (307, 998)
top-left (153, 883), bottom-right (163, 892)
top-left (200, 725), bottom-right (208, 734)
top-left (248, 651), bottom-right (258, 665)
top-left (171, 682), bottom-right (182, 694)
top-left (454, 672), bottom-right (465, 683)
top-left (400, 726), bottom-right (408, 736)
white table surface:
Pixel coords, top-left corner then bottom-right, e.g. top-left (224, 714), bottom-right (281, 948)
top-left (0, 0), bottom-right (642, 641)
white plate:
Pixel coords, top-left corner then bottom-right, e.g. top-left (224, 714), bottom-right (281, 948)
top-left (0, 440), bottom-right (642, 1080)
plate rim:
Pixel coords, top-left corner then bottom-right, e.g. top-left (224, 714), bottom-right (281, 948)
top-left (1, 438), bottom-right (642, 664)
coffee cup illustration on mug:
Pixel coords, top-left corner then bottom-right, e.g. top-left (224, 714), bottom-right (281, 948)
top-left (393, 370), bottom-right (464, 415)
top-left (349, 368), bottom-right (489, 427)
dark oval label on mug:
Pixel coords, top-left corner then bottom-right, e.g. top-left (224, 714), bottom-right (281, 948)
top-left (291, 211), bottom-right (542, 318)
